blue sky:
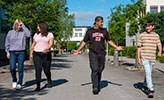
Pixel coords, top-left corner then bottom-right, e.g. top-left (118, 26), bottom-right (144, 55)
top-left (66, 0), bottom-right (133, 27)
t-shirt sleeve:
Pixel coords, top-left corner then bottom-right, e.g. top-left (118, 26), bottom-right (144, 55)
top-left (48, 32), bottom-right (54, 39)
top-left (156, 34), bottom-right (161, 46)
top-left (33, 33), bottom-right (37, 40)
top-left (83, 29), bottom-right (90, 42)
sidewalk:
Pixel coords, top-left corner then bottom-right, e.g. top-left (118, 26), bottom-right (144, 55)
top-left (107, 55), bottom-right (164, 72)
top-left (0, 53), bottom-right (163, 100)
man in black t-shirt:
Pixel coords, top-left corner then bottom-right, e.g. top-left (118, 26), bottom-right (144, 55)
top-left (74, 16), bottom-right (123, 95)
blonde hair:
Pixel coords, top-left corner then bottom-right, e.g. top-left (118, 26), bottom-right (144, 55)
top-left (12, 19), bottom-right (21, 30)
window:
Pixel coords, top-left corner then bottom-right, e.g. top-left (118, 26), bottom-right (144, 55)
top-left (75, 33), bottom-right (78, 37)
top-left (161, 6), bottom-right (164, 12)
top-left (79, 33), bottom-right (82, 37)
top-left (75, 28), bottom-right (82, 31)
top-left (150, 6), bottom-right (158, 13)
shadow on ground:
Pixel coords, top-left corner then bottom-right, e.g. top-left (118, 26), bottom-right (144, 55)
top-left (81, 80), bottom-right (122, 90)
top-left (133, 82), bottom-right (149, 95)
top-left (155, 68), bottom-right (164, 74)
top-left (0, 85), bottom-right (47, 100)
top-left (0, 79), bottom-right (68, 100)
top-left (24, 78), bottom-right (68, 88)
top-left (121, 62), bottom-right (135, 66)
top-left (51, 57), bottom-right (72, 70)
top-left (51, 58), bottom-right (73, 62)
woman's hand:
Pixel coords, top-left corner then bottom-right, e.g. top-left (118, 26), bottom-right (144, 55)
top-left (7, 53), bottom-right (10, 59)
top-left (43, 48), bottom-right (49, 53)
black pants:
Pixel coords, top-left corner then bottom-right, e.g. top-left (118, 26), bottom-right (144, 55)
top-left (89, 51), bottom-right (105, 89)
top-left (33, 51), bottom-right (52, 86)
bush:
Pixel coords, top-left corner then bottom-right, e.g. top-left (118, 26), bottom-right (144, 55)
top-left (157, 56), bottom-right (164, 63)
top-left (108, 47), bottom-right (115, 55)
top-left (67, 41), bottom-right (77, 51)
top-left (122, 46), bottom-right (137, 58)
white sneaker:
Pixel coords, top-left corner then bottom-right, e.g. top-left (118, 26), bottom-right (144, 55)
top-left (12, 82), bottom-right (17, 89)
top-left (16, 84), bottom-right (22, 90)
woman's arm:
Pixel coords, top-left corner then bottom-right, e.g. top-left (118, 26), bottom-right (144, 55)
top-left (30, 39), bottom-right (36, 58)
top-left (43, 37), bottom-right (54, 53)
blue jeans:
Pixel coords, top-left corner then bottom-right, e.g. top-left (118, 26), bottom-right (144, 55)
top-left (9, 51), bottom-right (25, 85)
top-left (142, 59), bottom-right (155, 90)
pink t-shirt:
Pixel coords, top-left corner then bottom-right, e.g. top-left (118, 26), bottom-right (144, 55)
top-left (33, 32), bottom-right (54, 52)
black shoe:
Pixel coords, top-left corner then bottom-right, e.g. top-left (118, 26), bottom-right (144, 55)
top-left (47, 82), bottom-right (53, 88)
top-left (92, 88), bottom-right (99, 95)
top-left (34, 87), bottom-right (40, 92)
top-left (147, 89), bottom-right (154, 98)
top-left (148, 92), bottom-right (154, 98)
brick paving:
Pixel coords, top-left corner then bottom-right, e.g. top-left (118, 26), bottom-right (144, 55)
top-left (0, 53), bottom-right (163, 100)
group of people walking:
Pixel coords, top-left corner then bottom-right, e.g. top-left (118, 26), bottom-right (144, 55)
top-left (5, 20), bottom-right (54, 91)
top-left (5, 16), bottom-right (162, 98)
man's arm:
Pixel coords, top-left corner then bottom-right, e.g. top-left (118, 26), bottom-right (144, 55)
top-left (137, 46), bottom-right (142, 64)
top-left (157, 45), bottom-right (162, 56)
top-left (107, 40), bottom-right (123, 50)
top-left (73, 41), bottom-right (86, 56)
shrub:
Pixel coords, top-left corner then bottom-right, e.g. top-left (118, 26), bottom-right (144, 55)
top-left (157, 56), bottom-right (164, 63)
top-left (67, 41), bottom-right (77, 51)
top-left (108, 47), bottom-right (115, 55)
top-left (122, 46), bottom-right (137, 58)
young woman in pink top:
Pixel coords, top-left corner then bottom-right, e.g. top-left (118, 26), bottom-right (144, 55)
top-left (30, 21), bottom-right (54, 91)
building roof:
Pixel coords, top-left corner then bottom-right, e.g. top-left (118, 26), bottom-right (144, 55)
top-left (73, 26), bottom-right (91, 28)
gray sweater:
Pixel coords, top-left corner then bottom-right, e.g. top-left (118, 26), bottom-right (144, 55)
top-left (5, 23), bottom-right (31, 53)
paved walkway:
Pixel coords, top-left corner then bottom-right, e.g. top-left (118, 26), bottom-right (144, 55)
top-left (0, 53), bottom-right (163, 100)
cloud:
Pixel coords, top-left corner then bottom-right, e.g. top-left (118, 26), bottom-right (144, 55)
top-left (70, 11), bottom-right (103, 21)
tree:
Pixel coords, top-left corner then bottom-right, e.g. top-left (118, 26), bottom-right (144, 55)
top-left (0, 0), bottom-right (74, 56)
top-left (108, 5), bottom-right (126, 45)
top-left (123, 0), bottom-right (145, 36)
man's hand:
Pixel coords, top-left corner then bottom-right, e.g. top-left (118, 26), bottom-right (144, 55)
top-left (158, 51), bottom-right (162, 56)
top-left (138, 58), bottom-right (142, 65)
top-left (73, 50), bottom-right (79, 56)
top-left (116, 46), bottom-right (123, 51)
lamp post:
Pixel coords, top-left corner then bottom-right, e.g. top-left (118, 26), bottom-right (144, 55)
top-left (106, 42), bottom-right (109, 61)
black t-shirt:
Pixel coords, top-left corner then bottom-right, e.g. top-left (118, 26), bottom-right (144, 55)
top-left (83, 27), bottom-right (110, 54)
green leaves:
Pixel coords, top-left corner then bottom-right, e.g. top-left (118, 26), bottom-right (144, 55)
top-left (1, 0), bottom-right (74, 43)
top-left (108, 0), bottom-right (146, 45)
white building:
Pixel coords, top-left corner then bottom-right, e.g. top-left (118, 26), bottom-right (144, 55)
top-left (126, 0), bottom-right (164, 46)
top-left (69, 26), bottom-right (91, 45)
top-left (144, 0), bottom-right (164, 13)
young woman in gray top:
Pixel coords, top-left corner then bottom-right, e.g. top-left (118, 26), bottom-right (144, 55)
top-left (5, 19), bottom-right (31, 90)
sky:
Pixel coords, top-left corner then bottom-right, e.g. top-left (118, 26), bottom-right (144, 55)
top-left (66, 0), bottom-right (133, 27)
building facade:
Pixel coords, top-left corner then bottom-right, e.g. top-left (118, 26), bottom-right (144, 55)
top-left (144, 0), bottom-right (164, 13)
top-left (69, 26), bottom-right (90, 45)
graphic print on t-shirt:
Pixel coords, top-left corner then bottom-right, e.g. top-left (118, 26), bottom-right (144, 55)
top-left (92, 32), bottom-right (104, 41)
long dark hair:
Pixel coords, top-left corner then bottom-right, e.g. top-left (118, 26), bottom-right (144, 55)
top-left (37, 21), bottom-right (49, 37)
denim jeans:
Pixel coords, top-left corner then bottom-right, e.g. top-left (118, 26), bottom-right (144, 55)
top-left (142, 59), bottom-right (155, 90)
top-left (89, 51), bottom-right (106, 89)
top-left (9, 51), bottom-right (25, 85)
